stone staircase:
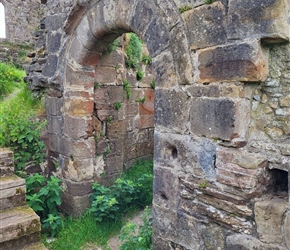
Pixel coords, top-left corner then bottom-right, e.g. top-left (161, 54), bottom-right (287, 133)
top-left (0, 148), bottom-right (47, 250)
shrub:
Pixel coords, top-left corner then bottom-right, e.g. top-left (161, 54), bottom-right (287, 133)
top-left (136, 70), bottom-right (144, 81)
top-left (90, 160), bottom-right (153, 222)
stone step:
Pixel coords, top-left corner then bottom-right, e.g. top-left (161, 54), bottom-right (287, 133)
top-left (0, 175), bottom-right (26, 210)
top-left (0, 205), bottom-right (42, 250)
top-left (0, 148), bottom-right (14, 177)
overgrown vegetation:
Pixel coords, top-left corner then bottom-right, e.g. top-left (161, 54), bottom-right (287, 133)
top-left (123, 79), bottom-right (131, 99)
top-left (125, 33), bottom-right (142, 70)
top-left (45, 159), bottom-right (153, 250)
top-left (0, 62), bottom-right (25, 98)
top-left (141, 54), bottom-right (152, 65)
top-left (90, 159), bottom-right (153, 222)
top-left (26, 174), bottom-right (63, 237)
top-left (136, 70), bottom-right (144, 81)
top-left (0, 62), bottom-right (45, 176)
top-left (119, 206), bottom-right (152, 250)
top-left (114, 102), bottom-right (122, 110)
top-left (136, 97), bottom-right (146, 104)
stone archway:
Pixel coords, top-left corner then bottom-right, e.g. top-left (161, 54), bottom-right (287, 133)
top-left (45, 0), bottom-right (192, 215)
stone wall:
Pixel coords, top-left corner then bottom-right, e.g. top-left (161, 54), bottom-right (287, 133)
top-left (0, 0), bottom-right (42, 45)
top-left (27, 0), bottom-right (290, 249)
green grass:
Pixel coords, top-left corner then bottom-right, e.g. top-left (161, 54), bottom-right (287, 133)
top-left (45, 213), bottom-right (123, 250)
top-left (0, 61), bottom-right (26, 99)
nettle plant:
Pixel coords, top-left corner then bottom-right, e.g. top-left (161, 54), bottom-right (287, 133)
top-left (26, 173), bottom-right (63, 237)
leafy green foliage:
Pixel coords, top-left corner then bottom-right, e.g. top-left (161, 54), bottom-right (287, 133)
top-left (125, 33), bottom-right (142, 69)
top-left (0, 61), bottom-right (25, 99)
top-left (136, 97), bottom-right (146, 104)
top-left (141, 54), bottom-right (152, 65)
top-left (26, 174), bottom-right (63, 236)
top-left (136, 70), bottom-right (144, 81)
top-left (90, 160), bottom-right (153, 222)
top-left (150, 79), bottom-right (155, 89)
top-left (114, 102), bottom-right (122, 110)
top-left (0, 117), bottom-right (46, 175)
top-left (178, 5), bottom-right (192, 13)
top-left (105, 38), bottom-right (121, 54)
top-left (123, 80), bottom-right (131, 99)
top-left (119, 207), bottom-right (152, 250)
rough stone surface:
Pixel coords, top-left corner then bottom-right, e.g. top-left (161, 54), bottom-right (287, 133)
top-left (24, 0), bottom-right (290, 249)
top-left (198, 40), bottom-right (269, 83)
top-left (254, 198), bottom-right (288, 244)
top-left (228, 0), bottom-right (289, 43)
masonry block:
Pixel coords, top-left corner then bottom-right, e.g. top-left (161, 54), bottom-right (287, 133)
top-left (45, 96), bottom-right (63, 116)
top-left (62, 156), bottom-right (95, 182)
top-left (95, 66), bottom-right (117, 84)
top-left (153, 167), bottom-right (179, 211)
top-left (63, 116), bottom-right (93, 139)
top-left (65, 64), bottom-right (95, 88)
top-left (190, 98), bottom-right (250, 142)
top-left (154, 132), bottom-right (215, 178)
top-left (155, 88), bottom-right (189, 132)
top-left (226, 234), bottom-right (287, 250)
top-left (216, 147), bottom-right (272, 196)
top-left (183, 1), bottom-right (227, 50)
top-left (255, 198), bottom-right (288, 244)
top-left (228, 0), bottom-right (289, 43)
top-left (64, 97), bottom-right (94, 117)
top-left (198, 40), bottom-right (269, 83)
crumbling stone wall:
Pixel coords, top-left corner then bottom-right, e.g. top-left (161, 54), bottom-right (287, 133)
top-left (0, 0), bottom-right (42, 45)
top-left (27, 0), bottom-right (290, 249)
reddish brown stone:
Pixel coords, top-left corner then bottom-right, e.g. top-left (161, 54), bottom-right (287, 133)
top-left (65, 64), bottom-right (95, 88)
top-left (140, 114), bottom-right (154, 129)
top-left (64, 98), bottom-right (94, 116)
top-left (198, 40), bottom-right (269, 83)
top-left (95, 66), bottom-right (117, 84)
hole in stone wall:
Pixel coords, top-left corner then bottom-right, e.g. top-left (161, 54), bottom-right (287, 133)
top-left (0, 3), bottom-right (6, 39)
top-left (270, 169), bottom-right (288, 195)
top-left (171, 147), bottom-right (178, 159)
top-left (159, 191), bottom-right (168, 200)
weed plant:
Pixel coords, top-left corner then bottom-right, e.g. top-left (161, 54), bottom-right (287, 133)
top-left (26, 174), bottom-right (63, 237)
top-left (136, 70), bottom-right (144, 81)
top-left (125, 33), bottom-right (142, 70)
top-left (123, 80), bottom-right (131, 99)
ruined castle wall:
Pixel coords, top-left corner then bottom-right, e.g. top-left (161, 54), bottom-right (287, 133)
top-left (27, 0), bottom-right (290, 249)
top-left (0, 0), bottom-right (42, 45)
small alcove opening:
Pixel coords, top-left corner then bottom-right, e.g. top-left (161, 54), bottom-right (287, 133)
top-left (269, 169), bottom-right (288, 196)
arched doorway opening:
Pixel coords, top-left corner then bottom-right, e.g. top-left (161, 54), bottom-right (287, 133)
top-left (0, 2), bottom-right (6, 38)
top-left (45, 0), bottom-right (193, 216)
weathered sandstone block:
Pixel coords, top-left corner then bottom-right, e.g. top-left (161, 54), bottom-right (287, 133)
top-left (198, 40), bottom-right (269, 83)
top-left (255, 198), bottom-right (288, 244)
top-left (190, 98), bottom-right (250, 142)
top-left (216, 147), bottom-right (271, 194)
top-left (284, 211), bottom-right (290, 249)
top-left (183, 1), bottom-right (227, 50)
top-left (228, 0), bottom-right (289, 43)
